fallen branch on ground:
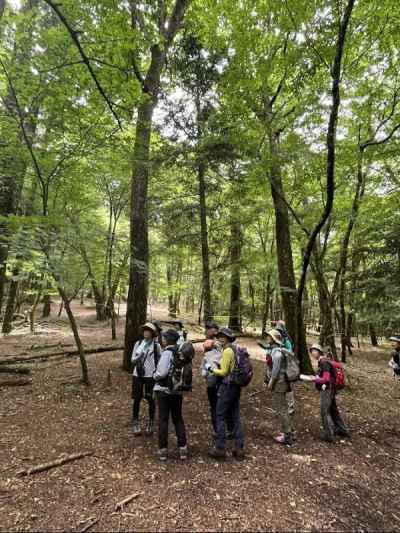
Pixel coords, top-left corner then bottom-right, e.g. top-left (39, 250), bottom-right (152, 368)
top-left (16, 451), bottom-right (93, 477)
top-left (0, 378), bottom-right (32, 387)
top-left (78, 517), bottom-right (98, 533)
top-left (115, 492), bottom-right (142, 511)
top-left (0, 345), bottom-right (123, 366)
top-left (249, 390), bottom-right (262, 398)
top-left (0, 366), bottom-right (31, 375)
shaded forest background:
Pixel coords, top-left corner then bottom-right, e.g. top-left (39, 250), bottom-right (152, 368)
top-left (1, 0), bottom-right (400, 383)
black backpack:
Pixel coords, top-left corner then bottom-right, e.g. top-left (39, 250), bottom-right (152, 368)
top-left (167, 342), bottom-right (195, 392)
top-left (135, 341), bottom-right (161, 378)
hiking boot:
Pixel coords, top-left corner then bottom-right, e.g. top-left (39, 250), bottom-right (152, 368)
top-left (179, 446), bottom-right (188, 460)
top-left (320, 436), bottom-right (335, 443)
top-left (208, 446), bottom-right (226, 460)
top-left (277, 431), bottom-right (297, 442)
top-left (132, 420), bottom-right (141, 436)
top-left (158, 448), bottom-right (168, 462)
top-left (335, 429), bottom-right (351, 438)
top-left (232, 447), bottom-right (245, 460)
top-left (146, 419), bottom-right (155, 435)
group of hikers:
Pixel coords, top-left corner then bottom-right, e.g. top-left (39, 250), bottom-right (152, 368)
top-left (129, 318), bottom-right (368, 462)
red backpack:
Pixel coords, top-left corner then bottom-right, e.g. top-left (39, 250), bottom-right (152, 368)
top-left (322, 358), bottom-right (345, 391)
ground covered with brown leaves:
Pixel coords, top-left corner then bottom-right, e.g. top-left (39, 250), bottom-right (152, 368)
top-left (1, 302), bottom-right (400, 532)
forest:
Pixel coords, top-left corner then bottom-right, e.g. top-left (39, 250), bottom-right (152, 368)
top-left (1, 0), bottom-right (400, 531)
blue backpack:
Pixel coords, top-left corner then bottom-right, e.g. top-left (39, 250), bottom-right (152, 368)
top-left (229, 345), bottom-right (253, 387)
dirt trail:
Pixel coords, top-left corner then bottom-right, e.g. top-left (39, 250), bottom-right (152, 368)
top-left (1, 302), bottom-right (400, 531)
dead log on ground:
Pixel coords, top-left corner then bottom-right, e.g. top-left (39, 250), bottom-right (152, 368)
top-left (0, 366), bottom-right (31, 375)
top-left (78, 517), bottom-right (99, 533)
top-left (0, 345), bottom-right (124, 366)
top-left (16, 451), bottom-right (93, 477)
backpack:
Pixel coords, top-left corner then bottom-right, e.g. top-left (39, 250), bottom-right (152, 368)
top-left (229, 345), bottom-right (253, 387)
top-left (321, 358), bottom-right (345, 391)
top-left (167, 342), bottom-right (195, 392)
top-left (281, 347), bottom-right (300, 382)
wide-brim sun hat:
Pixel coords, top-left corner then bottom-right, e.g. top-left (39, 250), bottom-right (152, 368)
top-left (309, 343), bottom-right (324, 354)
top-left (389, 336), bottom-right (400, 343)
top-left (141, 322), bottom-right (157, 334)
top-left (266, 329), bottom-right (283, 345)
top-left (217, 327), bottom-right (236, 343)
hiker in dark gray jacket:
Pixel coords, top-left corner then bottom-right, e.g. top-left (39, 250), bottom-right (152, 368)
top-left (266, 329), bottom-right (295, 447)
top-left (154, 329), bottom-right (187, 462)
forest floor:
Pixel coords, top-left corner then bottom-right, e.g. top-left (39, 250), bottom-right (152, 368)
top-left (1, 301), bottom-right (400, 532)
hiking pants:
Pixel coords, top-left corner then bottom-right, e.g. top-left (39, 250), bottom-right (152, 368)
top-left (272, 382), bottom-right (293, 435)
top-left (207, 386), bottom-right (234, 434)
top-left (215, 383), bottom-right (244, 450)
top-left (157, 393), bottom-right (187, 449)
top-left (132, 376), bottom-right (156, 422)
top-left (320, 388), bottom-right (348, 440)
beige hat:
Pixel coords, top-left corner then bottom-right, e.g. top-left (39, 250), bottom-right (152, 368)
top-left (266, 329), bottom-right (283, 345)
top-left (309, 343), bottom-right (324, 354)
top-left (141, 322), bottom-right (157, 334)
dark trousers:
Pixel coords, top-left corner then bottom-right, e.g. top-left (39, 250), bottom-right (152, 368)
top-left (215, 383), bottom-right (244, 450)
top-left (157, 393), bottom-right (187, 449)
top-left (320, 388), bottom-right (348, 440)
top-left (207, 386), bottom-right (234, 434)
top-left (132, 376), bottom-right (156, 422)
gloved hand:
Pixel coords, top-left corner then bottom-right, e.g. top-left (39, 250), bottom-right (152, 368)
top-left (204, 362), bottom-right (213, 373)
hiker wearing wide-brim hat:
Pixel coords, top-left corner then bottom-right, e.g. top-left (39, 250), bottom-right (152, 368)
top-left (388, 336), bottom-right (400, 379)
top-left (266, 329), bottom-right (295, 447)
top-left (208, 326), bottom-right (245, 460)
top-left (131, 322), bottom-right (162, 437)
top-left (309, 344), bottom-right (325, 355)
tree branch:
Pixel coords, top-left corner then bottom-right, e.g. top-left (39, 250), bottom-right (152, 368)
top-left (42, 0), bottom-right (123, 129)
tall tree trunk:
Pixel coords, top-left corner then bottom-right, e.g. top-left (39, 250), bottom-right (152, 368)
top-left (167, 261), bottom-right (177, 318)
top-left (228, 218), bottom-right (242, 332)
top-left (295, 0), bottom-right (355, 369)
top-left (198, 161), bottom-right (213, 323)
top-left (123, 0), bottom-right (191, 371)
top-left (267, 125), bottom-right (309, 369)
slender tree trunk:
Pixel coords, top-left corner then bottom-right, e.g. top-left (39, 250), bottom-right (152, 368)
top-left (228, 218), bottom-right (242, 332)
top-left (29, 291), bottom-right (42, 333)
top-left (167, 261), bottom-right (177, 318)
top-left (198, 161), bottom-right (213, 323)
top-left (369, 324), bottom-right (378, 347)
top-left (42, 293), bottom-right (51, 317)
top-left (2, 267), bottom-right (19, 334)
top-left (261, 274), bottom-right (273, 337)
top-left (59, 288), bottom-right (89, 385)
top-left (295, 0), bottom-right (355, 368)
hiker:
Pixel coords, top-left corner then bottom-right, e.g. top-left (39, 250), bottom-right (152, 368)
top-left (205, 320), bottom-right (219, 340)
top-left (388, 336), bottom-right (400, 380)
top-left (300, 344), bottom-right (350, 442)
top-left (154, 329), bottom-right (188, 462)
top-left (207, 327), bottom-right (245, 460)
top-left (201, 337), bottom-right (235, 439)
top-left (266, 329), bottom-right (296, 446)
top-left (275, 320), bottom-right (294, 352)
top-left (131, 322), bottom-right (161, 436)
